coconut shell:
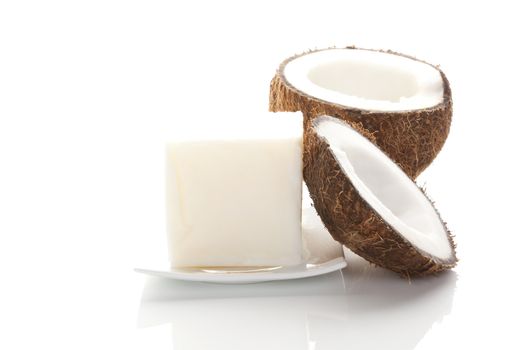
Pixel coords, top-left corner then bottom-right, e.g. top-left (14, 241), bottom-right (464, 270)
top-left (303, 118), bottom-right (457, 277)
top-left (270, 47), bottom-right (453, 178)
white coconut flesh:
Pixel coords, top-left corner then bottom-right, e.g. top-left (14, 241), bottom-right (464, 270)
top-left (284, 49), bottom-right (444, 112)
top-left (314, 116), bottom-right (453, 260)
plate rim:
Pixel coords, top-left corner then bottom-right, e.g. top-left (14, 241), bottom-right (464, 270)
top-left (134, 256), bottom-right (347, 283)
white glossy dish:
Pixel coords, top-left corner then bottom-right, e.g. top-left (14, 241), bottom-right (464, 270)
top-left (135, 206), bottom-right (347, 283)
top-left (135, 257), bottom-right (346, 284)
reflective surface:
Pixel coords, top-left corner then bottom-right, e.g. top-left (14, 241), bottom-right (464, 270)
top-left (138, 250), bottom-right (457, 350)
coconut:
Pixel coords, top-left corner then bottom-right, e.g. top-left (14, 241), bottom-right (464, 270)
top-left (270, 47), bottom-right (452, 178)
top-left (304, 115), bottom-right (457, 277)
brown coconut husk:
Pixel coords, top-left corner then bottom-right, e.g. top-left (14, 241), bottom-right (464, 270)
top-left (303, 117), bottom-right (457, 277)
top-left (270, 47), bottom-right (452, 179)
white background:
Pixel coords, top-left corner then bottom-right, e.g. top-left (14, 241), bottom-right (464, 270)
top-left (1, 0), bottom-right (524, 349)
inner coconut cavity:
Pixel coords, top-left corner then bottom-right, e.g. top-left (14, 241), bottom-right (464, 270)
top-left (284, 49), bottom-right (444, 112)
top-left (314, 116), bottom-right (453, 260)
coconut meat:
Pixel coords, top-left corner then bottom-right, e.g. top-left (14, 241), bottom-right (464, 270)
top-left (166, 112), bottom-right (304, 267)
top-left (284, 49), bottom-right (444, 112)
top-left (314, 116), bottom-right (453, 260)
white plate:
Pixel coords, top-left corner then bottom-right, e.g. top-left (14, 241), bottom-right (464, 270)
top-left (135, 206), bottom-right (347, 284)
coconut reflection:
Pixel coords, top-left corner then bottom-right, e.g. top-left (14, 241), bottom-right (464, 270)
top-left (307, 251), bottom-right (457, 349)
top-left (137, 251), bottom-right (457, 350)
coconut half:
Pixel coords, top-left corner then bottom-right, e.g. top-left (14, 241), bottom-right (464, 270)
top-left (270, 47), bottom-right (452, 178)
top-left (304, 115), bottom-right (457, 276)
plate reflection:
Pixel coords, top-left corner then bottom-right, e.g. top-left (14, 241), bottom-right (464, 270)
top-left (137, 251), bottom-right (457, 350)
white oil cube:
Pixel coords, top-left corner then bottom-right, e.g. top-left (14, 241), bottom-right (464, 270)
top-left (166, 112), bottom-right (303, 267)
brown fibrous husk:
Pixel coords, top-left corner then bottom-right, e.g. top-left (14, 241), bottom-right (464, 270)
top-left (270, 47), bottom-right (453, 178)
top-left (303, 118), bottom-right (458, 277)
